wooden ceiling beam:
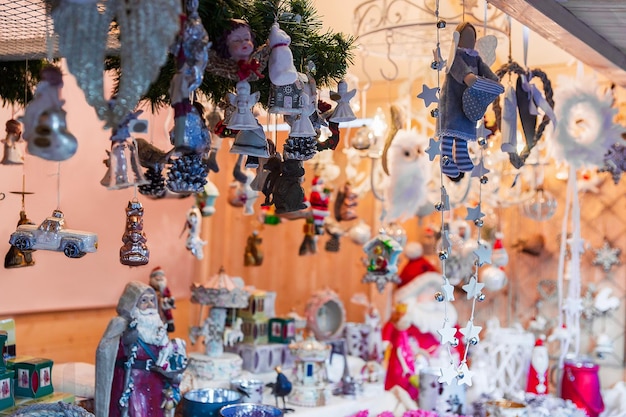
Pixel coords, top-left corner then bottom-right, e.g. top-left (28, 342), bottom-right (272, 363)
top-left (487, 0), bottom-right (626, 86)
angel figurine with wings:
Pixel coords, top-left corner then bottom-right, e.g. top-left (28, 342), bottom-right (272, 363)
top-left (439, 22), bottom-right (503, 179)
top-left (227, 81), bottom-right (260, 131)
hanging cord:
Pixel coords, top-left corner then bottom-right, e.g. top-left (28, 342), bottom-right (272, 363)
top-left (56, 162), bottom-right (62, 210)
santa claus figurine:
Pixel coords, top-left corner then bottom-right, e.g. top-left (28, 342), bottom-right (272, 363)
top-left (149, 267), bottom-right (176, 333)
top-left (398, 242), bottom-right (437, 288)
top-left (526, 336), bottom-right (549, 394)
top-left (309, 175), bottom-right (331, 235)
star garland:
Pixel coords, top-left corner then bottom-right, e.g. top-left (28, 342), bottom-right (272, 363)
top-left (419, 1), bottom-right (491, 388)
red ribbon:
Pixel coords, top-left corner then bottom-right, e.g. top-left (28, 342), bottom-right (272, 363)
top-left (237, 59), bottom-right (264, 81)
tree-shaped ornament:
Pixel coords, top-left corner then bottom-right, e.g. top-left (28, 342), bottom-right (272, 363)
top-left (362, 231), bottom-right (403, 293)
top-left (5, 210), bottom-right (36, 269)
top-left (1, 119), bottom-right (24, 165)
top-left (119, 200), bottom-right (150, 266)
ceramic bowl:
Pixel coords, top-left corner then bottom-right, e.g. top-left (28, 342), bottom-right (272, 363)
top-left (219, 403), bottom-right (284, 417)
top-left (182, 388), bottom-right (242, 417)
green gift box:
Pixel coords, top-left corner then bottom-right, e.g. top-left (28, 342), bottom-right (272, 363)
top-left (0, 369), bottom-right (14, 411)
top-left (13, 358), bottom-right (53, 398)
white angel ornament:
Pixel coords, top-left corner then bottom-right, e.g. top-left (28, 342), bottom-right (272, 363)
top-left (184, 206), bottom-right (207, 260)
top-left (288, 91), bottom-right (317, 137)
top-left (329, 80), bottom-right (357, 123)
top-left (227, 81), bottom-right (260, 130)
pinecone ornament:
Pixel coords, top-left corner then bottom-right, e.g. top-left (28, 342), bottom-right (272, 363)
top-left (139, 166), bottom-right (167, 198)
top-left (167, 153), bottom-right (208, 193)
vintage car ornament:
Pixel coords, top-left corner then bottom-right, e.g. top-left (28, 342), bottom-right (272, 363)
top-left (8, 209), bottom-right (98, 258)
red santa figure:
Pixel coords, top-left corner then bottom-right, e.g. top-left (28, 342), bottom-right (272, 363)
top-left (309, 176), bottom-right (331, 235)
top-left (526, 337), bottom-right (549, 394)
top-left (382, 302), bottom-right (418, 400)
top-left (149, 267), bottom-right (176, 333)
top-left (398, 242), bottom-right (437, 288)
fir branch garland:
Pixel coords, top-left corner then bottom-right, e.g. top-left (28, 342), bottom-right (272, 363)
top-left (0, 60), bottom-right (46, 107)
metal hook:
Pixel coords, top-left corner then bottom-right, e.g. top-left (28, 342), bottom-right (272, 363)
top-left (379, 31), bottom-right (399, 81)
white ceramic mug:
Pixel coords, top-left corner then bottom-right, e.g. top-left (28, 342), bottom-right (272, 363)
top-left (230, 379), bottom-right (265, 404)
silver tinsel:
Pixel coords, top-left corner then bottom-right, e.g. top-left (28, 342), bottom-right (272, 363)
top-left (51, 0), bottom-right (181, 129)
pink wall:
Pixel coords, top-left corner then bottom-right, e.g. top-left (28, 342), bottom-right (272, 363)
top-left (0, 62), bottom-right (198, 314)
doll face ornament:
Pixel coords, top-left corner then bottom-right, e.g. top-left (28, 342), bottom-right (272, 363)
top-left (227, 26), bottom-right (254, 62)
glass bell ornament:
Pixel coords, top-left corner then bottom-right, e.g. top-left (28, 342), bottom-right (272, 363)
top-left (28, 110), bottom-right (78, 161)
top-left (101, 139), bottom-right (149, 190)
top-left (384, 222), bottom-right (407, 247)
top-left (350, 125), bottom-right (375, 150)
top-left (522, 187), bottom-right (557, 221)
top-left (522, 164), bottom-right (557, 221)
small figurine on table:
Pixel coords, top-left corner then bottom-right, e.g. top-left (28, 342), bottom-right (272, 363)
top-left (382, 303), bottom-right (418, 401)
top-left (95, 281), bottom-right (187, 417)
top-left (309, 175), bottom-right (331, 235)
top-left (149, 267), bottom-right (176, 333)
top-left (266, 366), bottom-right (294, 413)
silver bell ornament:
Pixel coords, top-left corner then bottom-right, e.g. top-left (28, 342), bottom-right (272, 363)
top-left (229, 122), bottom-right (270, 158)
top-left (28, 110), bottom-right (78, 161)
top-left (21, 65), bottom-right (78, 161)
top-left (101, 139), bottom-right (149, 190)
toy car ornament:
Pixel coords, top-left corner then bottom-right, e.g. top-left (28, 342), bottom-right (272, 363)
top-left (8, 209), bottom-right (98, 258)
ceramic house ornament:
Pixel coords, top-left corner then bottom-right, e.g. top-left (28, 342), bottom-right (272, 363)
top-left (362, 231), bottom-right (403, 292)
top-left (227, 81), bottom-right (260, 130)
top-left (20, 65), bottom-right (77, 162)
top-left (1, 120), bottom-right (24, 165)
top-left (329, 80), bottom-right (357, 123)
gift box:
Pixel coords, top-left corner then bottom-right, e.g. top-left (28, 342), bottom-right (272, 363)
top-left (0, 369), bottom-right (14, 411)
top-left (13, 358), bottom-right (53, 398)
top-left (268, 318), bottom-right (296, 344)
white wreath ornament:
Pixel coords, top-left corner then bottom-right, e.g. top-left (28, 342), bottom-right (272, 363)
top-left (551, 76), bottom-right (626, 169)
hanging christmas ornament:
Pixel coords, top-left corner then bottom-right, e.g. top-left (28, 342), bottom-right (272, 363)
top-left (119, 200), bottom-right (149, 266)
top-left (599, 142), bottom-right (626, 184)
top-left (100, 108), bottom-right (149, 190)
top-left (309, 176), bottom-right (331, 235)
top-left (261, 157), bottom-right (308, 215)
top-left (491, 232), bottom-right (509, 267)
top-left (267, 22), bottom-right (298, 87)
top-left (166, 153), bottom-right (207, 194)
top-left (196, 178), bottom-right (220, 217)
top-left (324, 219), bottom-right (344, 253)
top-left (283, 136), bottom-right (318, 161)
top-left (550, 76), bottom-right (626, 169)
top-left (206, 18), bottom-right (269, 83)
top-left (230, 122), bottom-right (270, 159)
top-left (183, 206), bottom-right (206, 260)
top-left (9, 209), bottom-right (98, 258)
top-left (334, 181), bottom-right (358, 222)
top-left (592, 240), bottom-right (621, 273)
top-left (4, 210), bottom-right (36, 269)
top-left (50, 0), bottom-right (181, 129)
top-left (227, 81), bottom-right (261, 130)
top-left (244, 231), bottom-right (264, 266)
top-left (381, 106), bottom-right (431, 223)
top-left (299, 217), bottom-right (317, 256)
top-left (439, 22), bottom-right (503, 178)
top-left (481, 265), bottom-right (507, 292)
top-left (20, 65), bottom-right (77, 161)
top-left (168, 0), bottom-right (210, 144)
top-left (329, 80), bottom-right (357, 123)
top-left (492, 61), bottom-right (555, 169)
top-left (361, 231), bottom-right (403, 293)
top-left (348, 220), bottom-right (371, 246)
top-left (1, 119), bottom-right (24, 165)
